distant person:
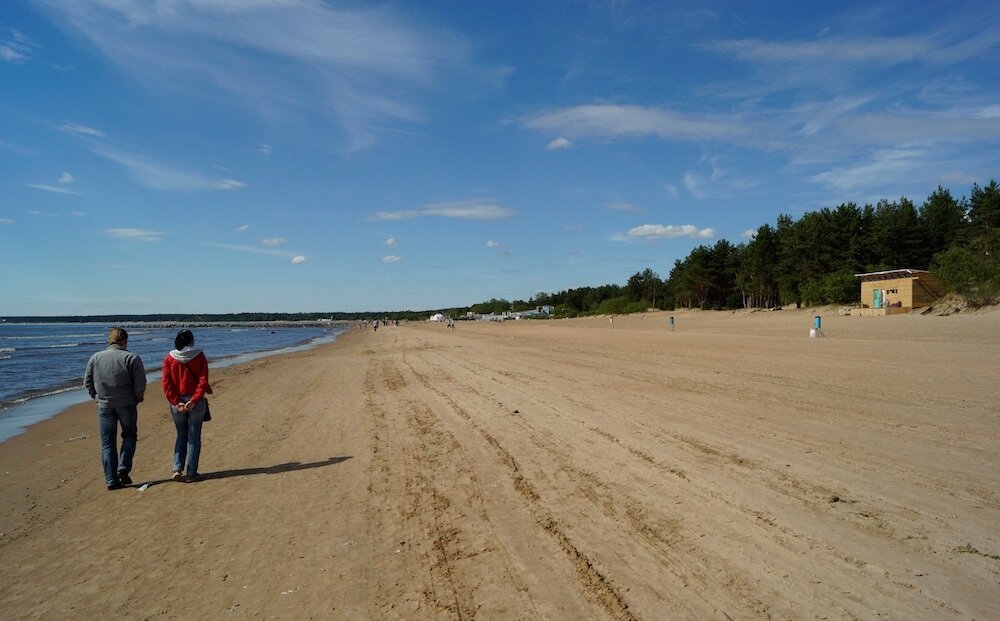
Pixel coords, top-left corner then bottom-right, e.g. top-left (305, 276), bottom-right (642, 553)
top-left (161, 329), bottom-right (210, 483)
top-left (84, 327), bottom-right (146, 490)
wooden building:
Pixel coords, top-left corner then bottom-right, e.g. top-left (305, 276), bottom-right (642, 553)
top-left (854, 269), bottom-right (946, 315)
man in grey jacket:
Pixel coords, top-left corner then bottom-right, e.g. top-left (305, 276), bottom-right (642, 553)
top-left (84, 327), bottom-right (146, 490)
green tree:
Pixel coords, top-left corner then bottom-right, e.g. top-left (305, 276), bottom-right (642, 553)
top-left (919, 186), bottom-right (967, 264)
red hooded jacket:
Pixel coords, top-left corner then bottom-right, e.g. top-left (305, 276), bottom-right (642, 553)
top-left (161, 349), bottom-right (210, 406)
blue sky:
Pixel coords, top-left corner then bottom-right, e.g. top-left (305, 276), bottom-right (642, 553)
top-left (2, 1), bottom-right (999, 315)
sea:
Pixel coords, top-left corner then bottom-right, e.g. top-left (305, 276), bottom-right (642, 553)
top-left (0, 322), bottom-right (347, 443)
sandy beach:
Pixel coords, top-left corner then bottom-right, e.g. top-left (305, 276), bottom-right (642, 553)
top-left (1, 309), bottom-right (998, 620)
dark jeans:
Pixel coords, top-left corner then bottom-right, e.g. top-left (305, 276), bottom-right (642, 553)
top-left (98, 405), bottom-right (138, 486)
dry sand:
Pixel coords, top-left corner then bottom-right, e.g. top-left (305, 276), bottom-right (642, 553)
top-left (1, 309), bottom-right (998, 620)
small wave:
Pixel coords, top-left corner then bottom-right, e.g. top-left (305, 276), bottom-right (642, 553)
top-left (0, 355), bottom-right (11, 361)
top-left (0, 347), bottom-right (14, 353)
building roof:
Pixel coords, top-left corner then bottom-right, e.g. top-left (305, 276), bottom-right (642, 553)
top-left (854, 269), bottom-right (930, 280)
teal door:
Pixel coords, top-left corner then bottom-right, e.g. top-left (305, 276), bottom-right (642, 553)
top-left (873, 289), bottom-right (881, 308)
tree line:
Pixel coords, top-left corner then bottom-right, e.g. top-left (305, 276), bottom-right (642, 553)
top-left (501, 180), bottom-right (1000, 316)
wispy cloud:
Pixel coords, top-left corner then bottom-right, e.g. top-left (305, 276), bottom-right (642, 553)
top-left (261, 237), bottom-right (287, 247)
top-left (87, 143), bottom-right (245, 192)
top-left (60, 122), bottom-right (105, 137)
top-left (370, 199), bottom-right (514, 221)
top-left (33, 0), bottom-right (484, 149)
top-left (58, 172), bottom-right (74, 184)
top-left (0, 140), bottom-right (35, 156)
top-left (810, 149), bottom-right (925, 193)
top-left (207, 243), bottom-right (303, 262)
top-left (616, 224), bottom-right (715, 242)
top-left (0, 218), bottom-right (13, 225)
top-left (103, 228), bottom-right (166, 242)
top-left (25, 184), bottom-right (81, 195)
top-left (236, 224), bottom-right (250, 232)
top-left (1, 29), bottom-right (35, 63)
top-left (384, 237), bottom-right (397, 247)
top-left (254, 143), bottom-right (273, 157)
top-left (291, 255), bottom-right (306, 264)
top-left (485, 240), bottom-right (499, 248)
top-left (523, 104), bottom-right (748, 143)
top-left (381, 255), bottom-right (402, 263)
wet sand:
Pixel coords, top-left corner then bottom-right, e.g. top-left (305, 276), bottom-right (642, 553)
top-left (1, 309), bottom-right (998, 619)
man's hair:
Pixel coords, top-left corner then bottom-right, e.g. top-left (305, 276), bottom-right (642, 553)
top-left (108, 327), bottom-right (129, 345)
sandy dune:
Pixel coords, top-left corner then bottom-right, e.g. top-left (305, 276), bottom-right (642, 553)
top-left (1, 309), bottom-right (998, 620)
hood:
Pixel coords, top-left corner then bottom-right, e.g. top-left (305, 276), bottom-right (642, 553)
top-left (169, 346), bottom-right (203, 364)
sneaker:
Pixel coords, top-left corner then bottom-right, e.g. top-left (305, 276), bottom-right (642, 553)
top-left (117, 470), bottom-right (132, 486)
top-left (107, 482), bottom-right (123, 491)
top-left (185, 473), bottom-right (205, 483)
top-left (171, 471), bottom-right (184, 482)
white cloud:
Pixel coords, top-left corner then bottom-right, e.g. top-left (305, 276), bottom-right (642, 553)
top-left (705, 37), bottom-right (938, 65)
top-left (523, 104), bottom-right (748, 144)
top-left (236, 224), bottom-right (250, 232)
top-left (214, 179), bottom-right (246, 190)
top-left (103, 228), bottom-right (165, 242)
top-left (742, 229), bottom-right (757, 239)
top-left (58, 172), bottom-right (75, 184)
top-left (810, 149), bottom-right (924, 192)
top-left (291, 255), bottom-right (306, 264)
top-left (370, 199), bottom-right (514, 221)
top-left (88, 143), bottom-right (245, 192)
top-left (619, 224), bottom-right (715, 242)
top-left (485, 240), bottom-right (500, 248)
top-left (0, 218), bottom-right (13, 225)
top-left (1, 30), bottom-right (35, 63)
top-left (381, 255), bottom-right (402, 263)
top-left (60, 123), bottom-right (105, 137)
top-left (207, 243), bottom-right (303, 261)
top-left (25, 184), bottom-right (81, 195)
top-left (979, 105), bottom-right (1000, 119)
top-left (262, 237), bottom-right (287, 246)
top-left (0, 140), bottom-right (35, 156)
top-left (546, 137), bottom-right (573, 150)
top-left (34, 1), bottom-right (481, 150)
top-left (254, 143), bottom-right (273, 156)
top-left (385, 237), bottom-right (397, 247)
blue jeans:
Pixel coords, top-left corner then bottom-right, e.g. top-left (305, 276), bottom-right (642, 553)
top-left (171, 397), bottom-right (206, 477)
top-left (98, 405), bottom-right (138, 486)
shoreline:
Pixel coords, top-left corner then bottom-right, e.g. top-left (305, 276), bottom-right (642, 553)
top-left (0, 328), bottom-right (347, 444)
top-left (2, 312), bottom-right (997, 619)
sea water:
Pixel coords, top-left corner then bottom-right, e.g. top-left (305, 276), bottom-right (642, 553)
top-left (0, 322), bottom-right (346, 442)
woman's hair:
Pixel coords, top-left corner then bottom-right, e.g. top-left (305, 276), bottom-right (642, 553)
top-left (108, 327), bottom-right (128, 345)
top-left (174, 329), bottom-right (195, 350)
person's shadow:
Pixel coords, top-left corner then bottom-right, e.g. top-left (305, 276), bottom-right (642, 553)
top-left (205, 456), bottom-right (353, 480)
top-left (134, 456), bottom-right (352, 488)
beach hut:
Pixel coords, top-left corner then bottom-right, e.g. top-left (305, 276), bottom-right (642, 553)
top-left (429, 313), bottom-right (446, 322)
top-left (854, 269), bottom-right (946, 315)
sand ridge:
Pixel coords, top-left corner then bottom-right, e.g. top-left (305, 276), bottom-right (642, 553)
top-left (1, 309), bottom-right (998, 619)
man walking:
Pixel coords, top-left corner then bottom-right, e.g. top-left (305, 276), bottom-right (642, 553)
top-left (84, 327), bottom-right (146, 490)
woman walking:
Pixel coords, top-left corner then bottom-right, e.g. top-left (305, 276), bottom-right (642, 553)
top-left (162, 329), bottom-right (210, 482)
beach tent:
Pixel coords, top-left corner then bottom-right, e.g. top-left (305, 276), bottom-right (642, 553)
top-left (429, 313), bottom-right (446, 322)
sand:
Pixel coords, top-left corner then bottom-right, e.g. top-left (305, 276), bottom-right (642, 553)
top-left (1, 309), bottom-right (998, 620)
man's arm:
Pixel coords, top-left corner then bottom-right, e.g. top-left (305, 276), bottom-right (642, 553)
top-left (84, 357), bottom-right (96, 399)
top-left (131, 355), bottom-right (147, 403)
